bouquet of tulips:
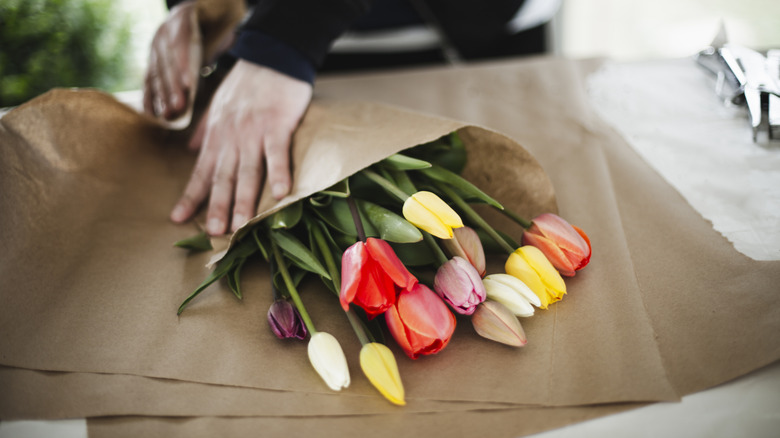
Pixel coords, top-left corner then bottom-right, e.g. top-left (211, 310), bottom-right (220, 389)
top-left (175, 132), bottom-right (591, 405)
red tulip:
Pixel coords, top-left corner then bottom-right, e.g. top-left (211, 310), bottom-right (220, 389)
top-left (340, 237), bottom-right (417, 318)
top-left (522, 213), bottom-right (591, 277)
top-left (385, 283), bottom-right (457, 359)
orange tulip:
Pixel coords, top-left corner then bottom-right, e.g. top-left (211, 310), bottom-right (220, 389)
top-left (523, 213), bottom-right (591, 277)
top-left (385, 283), bottom-right (457, 359)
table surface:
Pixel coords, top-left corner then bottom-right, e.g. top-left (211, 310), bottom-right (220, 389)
top-left (1, 57), bottom-right (779, 438)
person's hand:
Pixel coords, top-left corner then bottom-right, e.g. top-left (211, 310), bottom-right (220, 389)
top-left (170, 60), bottom-right (313, 235)
top-left (143, 0), bottom-right (199, 120)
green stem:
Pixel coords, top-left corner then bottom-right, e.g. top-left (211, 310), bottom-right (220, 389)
top-left (423, 231), bottom-right (449, 266)
top-left (436, 183), bottom-right (515, 254)
top-left (345, 310), bottom-right (371, 345)
top-left (271, 241), bottom-right (317, 334)
top-left (499, 207), bottom-right (533, 229)
top-left (361, 169), bottom-right (410, 203)
top-left (347, 196), bottom-right (367, 242)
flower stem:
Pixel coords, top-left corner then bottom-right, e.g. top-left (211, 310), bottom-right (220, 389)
top-left (345, 309), bottom-right (371, 345)
top-left (271, 241), bottom-right (317, 334)
top-left (347, 196), bottom-right (367, 242)
top-left (498, 207), bottom-right (533, 229)
top-left (423, 231), bottom-right (449, 266)
top-left (361, 169), bottom-right (410, 203)
top-left (436, 183), bottom-right (515, 254)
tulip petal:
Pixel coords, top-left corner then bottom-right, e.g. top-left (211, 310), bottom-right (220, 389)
top-left (484, 273), bottom-right (542, 308)
top-left (518, 246), bottom-right (567, 301)
top-left (360, 343), bottom-right (406, 406)
top-left (505, 251), bottom-right (551, 309)
top-left (308, 332), bottom-right (351, 391)
top-left (402, 196), bottom-right (453, 239)
top-left (365, 237), bottom-right (417, 291)
top-left (388, 284), bottom-right (457, 358)
top-left (482, 277), bottom-right (535, 317)
top-left (411, 191), bottom-right (464, 228)
top-left (471, 301), bottom-right (527, 347)
top-left (450, 227), bottom-right (486, 277)
top-left (523, 232), bottom-right (577, 276)
top-left (339, 242), bottom-right (367, 311)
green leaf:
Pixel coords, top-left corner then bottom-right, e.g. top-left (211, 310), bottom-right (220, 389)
top-left (251, 228), bottom-right (270, 261)
top-left (359, 200), bottom-right (422, 243)
top-left (177, 238), bottom-right (258, 315)
top-left (173, 231), bottom-right (213, 251)
top-left (273, 263), bottom-right (307, 297)
top-left (270, 229), bottom-right (331, 280)
top-left (310, 198), bottom-right (378, 238)
top-left (319, 179), bottom-right (350, 198)
top-left (227, 257), bottom-right (247, 300)
top-left (407, 132), bottom-right (467, 173)
top-left (270, 201), bottom-right (303, 229)
top-left (422, 165), bottom-right (504, 209)
top-left (389, 241), bottom-right (436, 267)
top-left (381, 154), bottom-right (432, 170)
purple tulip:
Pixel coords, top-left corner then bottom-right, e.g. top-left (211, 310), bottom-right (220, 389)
top-left (267, 299), bottom-right (307, 340)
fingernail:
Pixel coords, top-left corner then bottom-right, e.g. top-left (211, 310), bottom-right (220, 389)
top-left (171, 204), bottom-right (187, 222)
top-left (171, 94), bottom-right (180, 108)
top-left (207, 218), bottom-right (223, 235)
top-left (272, 183), bottom-right (289, 200)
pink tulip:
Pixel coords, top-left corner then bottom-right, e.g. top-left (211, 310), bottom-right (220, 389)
top-left (434, 257), bottom-right (486, 315)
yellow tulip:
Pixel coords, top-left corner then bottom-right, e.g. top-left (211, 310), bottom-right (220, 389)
top-left (359, 343), bottom-right (406, 406)
top-left (505, 245), bottom-right (566, 309)
top-left (402, 191), bottom-right (463, 239)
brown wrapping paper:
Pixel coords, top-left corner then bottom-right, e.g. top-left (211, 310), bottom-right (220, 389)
top-left (0, 86), bottom-right (677, 408)
top-left (2, 56), bottom-right (779, 437)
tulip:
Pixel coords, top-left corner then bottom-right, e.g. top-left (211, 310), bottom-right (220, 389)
top-left (267, 299), bottom-right (307, 340)
top-left (441, 226), bottom-right (486, 277)
top-left (482, 273), bottom-right (541, 317)
top-left (385, 283), bottom-right (457, 359)
top-left (434, 256), bottom-right (486, 315)
top-left (359, 342), bottom-right (406, 406)
top-left (402, 191), bottom-right (463, 239)
top-left (471, 301), bottom-right (527, 347)
top-left (523, 213), bottom-right (591, 277)
top-left (505, 245), bottom-right (566, 309)
top-left (307, 332), bottom-right (350, 391)
top-left (340, 237), bottom-right (417, 318)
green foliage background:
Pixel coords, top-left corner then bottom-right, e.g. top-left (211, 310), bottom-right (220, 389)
top-left (0, 0), bottom-right (133, 107)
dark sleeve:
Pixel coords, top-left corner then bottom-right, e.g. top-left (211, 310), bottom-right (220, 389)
top-left (230, 0), bottom-right (371, 83)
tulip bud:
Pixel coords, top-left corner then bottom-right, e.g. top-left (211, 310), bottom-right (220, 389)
top-left (267, 299), bottom-right (308, 340)
top-left (523, 213), bottom-right (591, 277)
top-left (471, 301), bottom-right (527, 347)
top-left (402, 191), bottom-right (463, 239)
top-left (360, 343), bottom-right (406, 406)
top-left (385, 283), bottom-right (457, 359)
top-left (307, 332), bottom-right (350, 391)
top-left (505, 245), bottom-right (566, 309)
top-left (482, 274), bottom-right (541, 317)
top-left (434, 257), bottom-right (486, 315)
top-left (441, 226), bottom-right (486, 277)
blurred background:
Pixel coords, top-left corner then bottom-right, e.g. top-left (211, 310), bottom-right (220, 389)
top-left (1, 0), bottom-right (779, 107)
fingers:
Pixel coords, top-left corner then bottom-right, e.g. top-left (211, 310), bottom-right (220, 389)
top-left (264, 126), bottom-right (294, 201)
top-left (170, 135), bottom-right (219, 225)
top-left (206, 138), bottom-right (239, 236)
top-left (231, 135), bottom-right (264, 231)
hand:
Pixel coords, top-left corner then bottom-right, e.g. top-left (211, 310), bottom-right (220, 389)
top-left (143, 0), bottom-right (199, 120)
top-left (170, 60), bottom-right (313, 235)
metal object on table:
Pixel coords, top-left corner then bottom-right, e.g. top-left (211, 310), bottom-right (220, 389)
top-left (695, 33), bottom-right (780, 142)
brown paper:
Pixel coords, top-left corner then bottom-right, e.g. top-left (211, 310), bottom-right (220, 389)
top-left (0, 86), bottom-right (679, 409)
top-left (4, 56), bottom-right (779, 437)
top-left (0, 366), bottom-right (515, 420)
top-left (86, 403), bottom-right (643, 438)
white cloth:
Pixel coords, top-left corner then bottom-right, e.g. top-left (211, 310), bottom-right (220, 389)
top-left (588, 58), bottom-right (780, 261)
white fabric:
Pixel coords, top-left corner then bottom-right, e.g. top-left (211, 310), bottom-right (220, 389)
top-left (588, 58), bottom-right (780, 261)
